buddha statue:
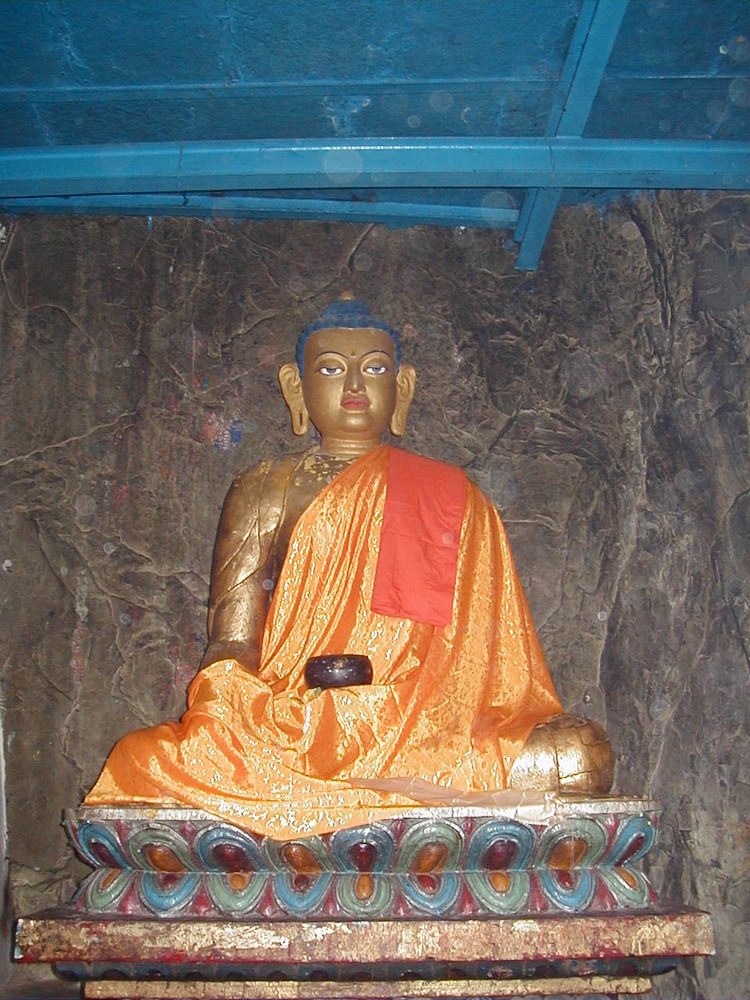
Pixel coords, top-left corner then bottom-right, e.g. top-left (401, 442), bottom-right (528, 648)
top-left (86, 297), bottom-right (613, 838)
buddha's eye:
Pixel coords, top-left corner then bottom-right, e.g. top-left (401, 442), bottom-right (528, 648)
top-left (318, 365), bottom-right (344, 376)
top-left (364, 364), bottom-right (388, 375)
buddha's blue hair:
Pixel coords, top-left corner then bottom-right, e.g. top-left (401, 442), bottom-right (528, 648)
top-left (296, 299), bottom-right (401, 375)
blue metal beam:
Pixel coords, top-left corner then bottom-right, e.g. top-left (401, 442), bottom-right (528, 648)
top-left (556, 1), bottom-right (629, 136)
top-left (1, 138), bottom-right (748, 198)
top-left (515, 0), bottom-right (629, 270)
top-left (515, 0), bottom-right (602, 248)
top-left (0, 192), bottom-right (520, 230)
top-left (545, 0), bottom-right (600, 136)
top-left (515, 188), bottom-right (565, 270)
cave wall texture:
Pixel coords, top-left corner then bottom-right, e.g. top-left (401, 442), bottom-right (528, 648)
top-left (0, 193), bottom-right (748, 999)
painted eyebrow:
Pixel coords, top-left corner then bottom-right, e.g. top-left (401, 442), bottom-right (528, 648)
top-left (312, 349), bottom-right (346, 362)
top-left (311, 348), bottom-right (393, 362)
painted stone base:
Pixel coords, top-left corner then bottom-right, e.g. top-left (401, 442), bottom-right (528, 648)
top-left (64, 797), bottom-right (658, 919)
top-left (18, 909), bottom-right (713, 998)
top-left (80, 978), bottom-right (657, 999)
top-left (14, 797), bottom-right (714, 998)
top-left (80, 978), bottom-right (655, 999)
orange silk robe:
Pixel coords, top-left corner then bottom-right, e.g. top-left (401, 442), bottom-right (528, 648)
top-left (86, 447), bottom-right (562, 838)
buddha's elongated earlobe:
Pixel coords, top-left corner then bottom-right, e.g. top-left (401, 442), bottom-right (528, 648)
top-left (390, 364), bottom-right (416, 436)
top-left (278, 363), bottom-right (309, 436)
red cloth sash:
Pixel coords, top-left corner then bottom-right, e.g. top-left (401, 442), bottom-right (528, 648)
top-left (371, 448), bottom-right (467, 628)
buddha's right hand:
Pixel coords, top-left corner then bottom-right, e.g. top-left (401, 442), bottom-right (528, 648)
top-left (200, 639), bottom-right (261, 674)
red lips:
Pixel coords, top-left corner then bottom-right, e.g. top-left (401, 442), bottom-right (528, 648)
top-left (341, 397), bottom-right (370, 410)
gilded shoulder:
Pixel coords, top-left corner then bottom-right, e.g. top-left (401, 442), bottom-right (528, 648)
top-left (229, 453), bottom-right (305, 499)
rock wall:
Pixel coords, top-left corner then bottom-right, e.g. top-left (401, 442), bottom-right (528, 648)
top-left (0, 195), bottom-right (748, 998)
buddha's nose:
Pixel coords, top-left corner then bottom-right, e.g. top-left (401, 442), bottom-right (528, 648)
top-left (345, 366), bottom-right (364, 393)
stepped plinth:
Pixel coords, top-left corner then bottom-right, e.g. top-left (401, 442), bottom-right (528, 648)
top-left (15, 795), bottom-right (714, 998)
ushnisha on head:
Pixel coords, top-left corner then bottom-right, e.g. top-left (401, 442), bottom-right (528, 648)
top-left (279, 296), bottom-right (417, 458)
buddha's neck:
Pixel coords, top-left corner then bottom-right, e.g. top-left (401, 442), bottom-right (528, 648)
top-left (316, 439), bottom-right (381, 459)
top-left (305, 449), bottom-right (357, 473)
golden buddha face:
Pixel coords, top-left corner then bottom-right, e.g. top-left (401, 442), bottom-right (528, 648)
top-left (279, 327), bottom-right (416, 456)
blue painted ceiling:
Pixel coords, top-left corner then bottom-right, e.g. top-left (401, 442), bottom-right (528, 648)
top-left (1, 0), bottom-right (748, 267)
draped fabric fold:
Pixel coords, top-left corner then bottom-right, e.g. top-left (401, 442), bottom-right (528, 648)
top-left (86, 446), bottom-right (562, 839)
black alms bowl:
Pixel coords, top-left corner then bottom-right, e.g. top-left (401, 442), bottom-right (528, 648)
top-left (304, 654), bottom-right (373, 690)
